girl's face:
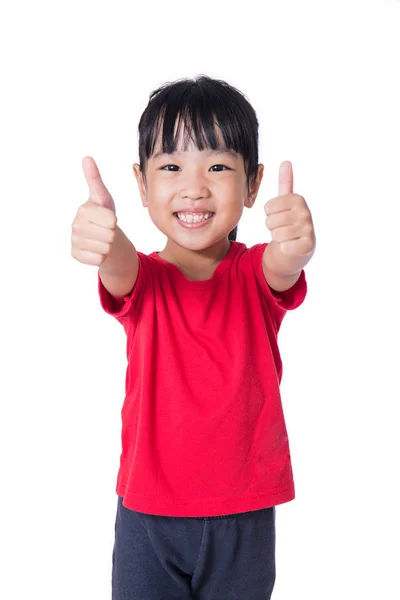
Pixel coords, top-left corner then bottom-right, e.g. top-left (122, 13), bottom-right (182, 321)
top-left (133, 123), bottom-right (263, 252)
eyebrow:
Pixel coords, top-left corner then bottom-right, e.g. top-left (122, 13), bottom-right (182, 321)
top-left (153, 148), bottom-right (238, 160)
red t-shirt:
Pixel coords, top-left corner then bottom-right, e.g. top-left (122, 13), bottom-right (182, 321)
top-left (98, 240), bottom-right (307, 517)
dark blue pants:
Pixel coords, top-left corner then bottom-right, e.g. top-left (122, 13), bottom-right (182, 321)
top-left (112, 496), bottom-right (276, 599)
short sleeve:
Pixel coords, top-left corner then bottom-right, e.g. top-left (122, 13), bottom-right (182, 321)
top-left (250, 242), bottom-right (307, 311)
top-left (97, 251), bottom-right (148, 323)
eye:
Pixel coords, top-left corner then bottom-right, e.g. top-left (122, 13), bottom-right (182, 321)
top-left (210, 164), bottom-right (230, 172)
top-left (160, 164), bottom-right (180, 171)
top-left (160, 164), bottom-right (232, 172)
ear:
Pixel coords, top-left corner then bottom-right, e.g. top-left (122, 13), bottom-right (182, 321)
top-left (132, 163), bottom-right (148, 207)
top-left (245, 164), bottom-right (264, 208)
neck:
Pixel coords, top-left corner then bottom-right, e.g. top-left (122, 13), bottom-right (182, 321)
top-left (159, 238), bottom-right (231, 270)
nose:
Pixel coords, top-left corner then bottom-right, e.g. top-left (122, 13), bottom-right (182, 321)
top-left (179, 172), bottom-right (210, 200)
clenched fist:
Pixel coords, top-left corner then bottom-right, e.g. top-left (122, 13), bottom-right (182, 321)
top-left (264, 161), bottom-right (315, 258)
top-left (71, 157), bottom-right (118, 266)
top-left (262, 161), bottom-right (316, 280)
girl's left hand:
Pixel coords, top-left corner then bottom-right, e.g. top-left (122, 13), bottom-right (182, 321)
top-left (264, 161), bottom-right (316, 260)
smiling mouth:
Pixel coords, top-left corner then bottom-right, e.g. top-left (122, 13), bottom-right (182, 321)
top-left (174, 212), bottom-right (215, 221)
top-left (173, 212), bottom-right (215, 228)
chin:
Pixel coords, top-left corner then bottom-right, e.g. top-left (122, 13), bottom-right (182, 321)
top-left (152, 214), bottom-right (234, 251)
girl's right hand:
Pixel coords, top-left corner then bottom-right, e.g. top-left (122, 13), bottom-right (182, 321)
top-left (71, 157), bottom-right (118, 266)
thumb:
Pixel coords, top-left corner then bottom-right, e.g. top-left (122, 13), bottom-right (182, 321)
top-left (82, 156), bottom-right (116, 213)
top-left (278, 161), bottom-right (293, 197)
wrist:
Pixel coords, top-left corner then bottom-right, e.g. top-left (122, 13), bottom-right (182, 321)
top-left (264, 241), bottom-right (304, 277)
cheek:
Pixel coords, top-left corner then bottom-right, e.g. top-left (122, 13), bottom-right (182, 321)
top-left (215, 179), bottom-right (243, 200)
top-left (147, 180), bottom-right (172, 204)
top-left (153, 174), bottom-right (177, 191)
top-left (146, 189), bottom-right (172, 222)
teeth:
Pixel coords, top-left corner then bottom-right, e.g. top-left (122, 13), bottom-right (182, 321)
top-left (176, 212), bottom-right (213, 223)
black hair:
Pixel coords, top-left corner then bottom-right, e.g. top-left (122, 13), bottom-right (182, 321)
top-left (137, 75), bottom-right (259, 242)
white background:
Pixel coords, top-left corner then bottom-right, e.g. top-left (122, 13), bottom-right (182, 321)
top-left (1, 0), bottom-right (399, 598)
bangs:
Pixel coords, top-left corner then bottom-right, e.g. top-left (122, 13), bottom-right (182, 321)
top-left (138, 76), bottom-right (258, 183)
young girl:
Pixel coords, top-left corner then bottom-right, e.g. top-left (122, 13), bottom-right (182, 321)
top-left (71, 75), bottom-right (316, 599)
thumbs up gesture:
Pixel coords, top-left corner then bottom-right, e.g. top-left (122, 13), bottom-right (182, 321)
top-left (71, 157), bottom-right (118, 266)
top-left (263, 161), bottom-right (316, 275)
